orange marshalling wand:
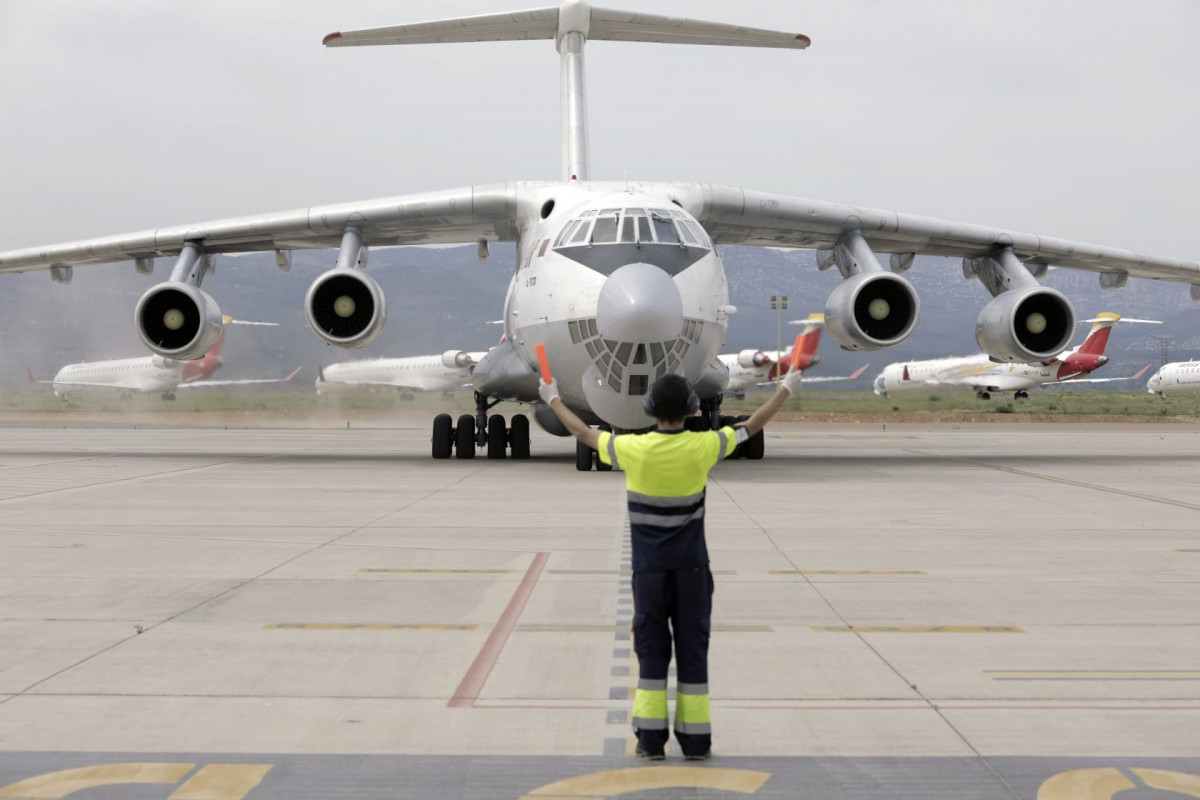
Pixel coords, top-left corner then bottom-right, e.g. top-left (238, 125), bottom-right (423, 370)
top-left (535, 343), bottom-right (552, 384)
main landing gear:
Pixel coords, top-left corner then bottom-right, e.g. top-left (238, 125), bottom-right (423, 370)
top-left (431, 392), bottom-right (530, 460)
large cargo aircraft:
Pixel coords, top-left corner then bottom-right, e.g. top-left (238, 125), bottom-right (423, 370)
top-left (872, 313), bottom-right (1157, 399)
top-left (2, 2), bottom-right (1198, 460)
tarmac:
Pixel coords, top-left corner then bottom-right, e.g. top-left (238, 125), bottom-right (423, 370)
top-left (1, 414), bottom-right (1199, 799)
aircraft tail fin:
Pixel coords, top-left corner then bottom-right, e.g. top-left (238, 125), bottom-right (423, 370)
top-left (1075, 312), bottom-right (1162, 356)
top-left (324, 2), bottom-right (808, 182)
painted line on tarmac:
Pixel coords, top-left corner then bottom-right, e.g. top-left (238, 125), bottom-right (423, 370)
top-left (448, 551), bottom-right (549, 708)
top-left (814, 625), bottom-right (1024, 633)
top-left (548, 569), bottom-right (736, 575)
top-left (358, 568), bottom-right (516, 574)
top-left (518, 624), bottom-right (771, 633)
top-left (955, 457), bottom-right (1200, 511)
top-left (770, 569), bottom-right (926, 576)
top-left (986, 669), bottom-right (1200, 681)
top-left (265, 623), bottom-right (476, 631)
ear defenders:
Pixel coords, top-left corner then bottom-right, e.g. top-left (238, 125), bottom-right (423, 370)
top-left (642, 386), bottom-right (700, 417)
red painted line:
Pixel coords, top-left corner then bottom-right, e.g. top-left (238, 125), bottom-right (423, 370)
top-left (448, 551), bottom-right (549, 708)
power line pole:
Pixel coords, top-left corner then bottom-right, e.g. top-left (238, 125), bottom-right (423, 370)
top-left (770, 293), bottom-right (787, 389)
top-left (1150, 335), bottom-right (1174, 367)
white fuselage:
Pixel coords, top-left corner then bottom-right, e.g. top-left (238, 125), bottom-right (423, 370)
top-left (317, 354), bottom-right (485, 394)
top-left (52, 356), bottom-right (186, 396)
top-left (873, 354), bottom-right (1056, 395)
top-left (483, 184), bottom-right (730, 430)
top-left (1147, 361), bottom-right (1200, 394)
top-left (720, 351), bottom-right (786, 393)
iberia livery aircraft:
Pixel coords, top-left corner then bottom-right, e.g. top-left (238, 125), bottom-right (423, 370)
top-left (720, 314), bottom-right (867, 394)
top-left (29, 318), bottom-right (298, 401)
top-left (316, 351), bottom-right (488, 395)
top-left (872, 313), bottom-right (1158, 399)
top-left (2, 2), bottom-right (1198, 461)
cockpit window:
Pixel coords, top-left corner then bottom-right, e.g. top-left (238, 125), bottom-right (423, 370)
top-left (651, 214), bottom-right (680, 245)
top-left (591, 215), bottom-right (618, 244)
top-left (553, 206), bottom-right (709, 259)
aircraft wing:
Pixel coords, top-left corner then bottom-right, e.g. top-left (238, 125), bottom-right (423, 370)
top-left (800, 364), bottom-right (870, 383)
top-left (0, 185), bottom-right (524, 273)
top-left (1061, 364), bottom-right (1154, 384)
top-left (679, 183), bottom-right (1200, 284)
top-left (180, 367), bottom-right (302, 389)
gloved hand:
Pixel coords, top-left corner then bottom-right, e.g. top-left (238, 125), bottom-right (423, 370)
top-left (780, 368), bottom-right (804, 396)
top-left (538, 377), bottom-right (560, 405)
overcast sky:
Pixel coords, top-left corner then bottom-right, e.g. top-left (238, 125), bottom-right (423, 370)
top-left (2, 0), bottom-right (1198, 265)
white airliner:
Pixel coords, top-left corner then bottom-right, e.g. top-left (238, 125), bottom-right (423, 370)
top-left (2, 2), bottom-right (1198, 465)
top-left (721, 314), bottom-right (867, 394)
top-left (316, 351), bottom-right (487, 395)
top-left (1146, 362), bottom-right (1200, 396)
top-left (873, 313), bottom-right (1158, 399)
top-left (28, 318), bottom-right (298, 401)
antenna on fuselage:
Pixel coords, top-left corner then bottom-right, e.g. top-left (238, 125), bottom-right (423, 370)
top-left (323, 1), bottom-right (809, 183)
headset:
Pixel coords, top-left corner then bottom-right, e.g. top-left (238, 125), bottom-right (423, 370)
top-left (642, 385), bottom-right (700, 417)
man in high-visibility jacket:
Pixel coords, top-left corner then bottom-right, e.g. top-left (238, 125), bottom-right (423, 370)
top-left (540, 369), bottom-right (803, 759)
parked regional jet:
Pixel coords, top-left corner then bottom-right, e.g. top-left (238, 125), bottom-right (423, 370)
top-left (3, 2), bottom-right (1198, 464)
top-left (28, 318), bottom-right (298, 401)
top-left (316, 350), bottom-right (488, 395)
top-left (1147, 362), bottom-right (1200, 396)
top-left (873, 313), bottom-right (1158, 399)
top-left (721, 314), bottom-right (867, 394)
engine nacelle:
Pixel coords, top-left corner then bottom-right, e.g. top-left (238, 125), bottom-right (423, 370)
top-left (975, 286), bottom-right (1076, 362)
top-left (441, 350), bottom-right (474, 369)
top-left (736, 349), bottom-right (771, 369)
top-left (304, 269), bottom-right (386, 347)
top-left (824, 272), bottom-right (920, 351)
top-left (533, 403), bottom-right (570, 437)
top-left (135, 282), bottom-right (223, 360)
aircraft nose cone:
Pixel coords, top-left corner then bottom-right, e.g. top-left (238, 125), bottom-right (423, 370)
top-left (596, 262), bottom-right (683, 343)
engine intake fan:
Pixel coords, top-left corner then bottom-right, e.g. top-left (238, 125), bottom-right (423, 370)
top-left (135, 282), bottom-right (223, 360)
top-left (304, 268), bottom-right (386, 347)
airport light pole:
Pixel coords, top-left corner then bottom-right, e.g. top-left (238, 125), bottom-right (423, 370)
top-left (770, 293), bottom-right (787, 389)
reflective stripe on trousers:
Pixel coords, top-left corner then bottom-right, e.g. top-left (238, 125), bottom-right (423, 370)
top-left (674, 681), bottom-right (711, 735)
top-left (632, 678), bottom-right (668, 731)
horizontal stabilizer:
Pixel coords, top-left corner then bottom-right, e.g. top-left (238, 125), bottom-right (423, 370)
top-left (325, 3), bottom-right (809, 49)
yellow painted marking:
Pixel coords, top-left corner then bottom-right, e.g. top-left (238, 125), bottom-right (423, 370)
top-left (548, 570), bottom-right (735, 575)
top-left (988, 670), bottom-right (1200, 681)
top-left (169, 765), bottom-right (273, 800)
top-left (522, 766), bottom-right (770, 798)
top-left (0, 763), bottom-right (195, 798)
top-left (961, 458), bottom-right (1200, 512)
top-left (1134, 768), bottom-right (1200, 796)
top-left (518, 624), bottom-right (771, 633)
top-left (1037, 767), bottom-right (1134, 799)
top-left (265, 622), bottom-right (476, 631)
top-left (358, 568), bottom-right (515, 574)
top-left (770, 569), bottom-right (926, 576)
top-left (814, 625), bottom-right (1024, 633)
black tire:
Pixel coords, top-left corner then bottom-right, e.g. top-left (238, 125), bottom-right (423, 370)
top-left (746, 429), bottom-right (765, 460)
top-left (432, 414), bottom-right (453, 459)
top-left (487, 415), bottom-right (507, 459)
top-left (575, 439), bottom-right (594, 471)
top-left (684, 416), bottom-right (710, 431)
top-left (595, 424), bottom-right (613, 471)
top-left (510, 414), bottom-right (530, 459)
top-left (728, 414), bottom-right (750, 459)
top-left (719, 415), bottom-right (736, 429)
top-left (455, 414), bottom-right (476, 459)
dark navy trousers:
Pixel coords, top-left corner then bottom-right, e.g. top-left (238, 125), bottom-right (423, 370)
top-left (631, 566), bottom-right (713, 755)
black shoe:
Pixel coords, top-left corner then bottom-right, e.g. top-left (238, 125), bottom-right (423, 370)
top-left (635, 744), bottom-right (665, 760)
top-left (684, 750), bottom-right (711, 761)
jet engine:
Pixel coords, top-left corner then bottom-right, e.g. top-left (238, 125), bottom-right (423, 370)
top-left (135, 282), bottom-right (223, 360)
top-left (304, 268), bottom-right (386, 347)
top-left (736, 350), bottom-right (771, 368)
top-left (966, 247), bottom-right (1076, 362)
top-left (824, 271), bottom-right (920, 351)
top-left (974, 286), bottom-right (1075, 362)
top-left (441, 350), bottom-right (474, 369)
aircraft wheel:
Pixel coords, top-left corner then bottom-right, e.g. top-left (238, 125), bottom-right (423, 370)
top-left (728, 414), bottom-right (750, 459)
top-left (455, 414), bottom-right (476, 459)
top-left (575, 439), bottom-right (594, 471)
top-left (684, 416), bottom-right (710, 431)
top-left (719, 415), bottom-right (736, 429)
top-left (510, 414), bottom-right (531, 459)
top-left (980, 391), bottom-right (991, 400)
top-left (487, 415), bottom-right (507, 459)
top-left (745, 429), bottom-right (765, 460)
top-left (432, 413), bottom-right (453, 459)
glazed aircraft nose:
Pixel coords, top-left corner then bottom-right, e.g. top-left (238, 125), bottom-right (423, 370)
top-left (873, 373), bottom-right (886, 395)
top-left (596, 262), bottom-right (683, 343)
